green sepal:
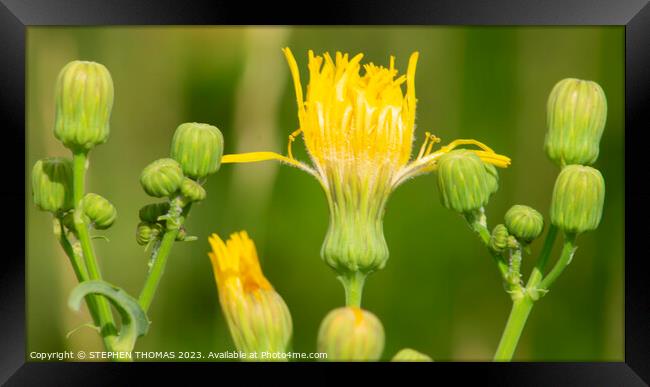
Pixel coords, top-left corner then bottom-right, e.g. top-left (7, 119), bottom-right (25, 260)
top-left (68, 280), bottom-right (149, 352)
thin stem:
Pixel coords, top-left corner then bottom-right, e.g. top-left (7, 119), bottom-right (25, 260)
top-left (138, 228), bottom-right (179, 313)
top-left (526, 224), bottom-right (558, 290)
top-left (72, 152), bottom-right (117, 338)
top-left (53, 217), bottom-right (102, 327)
top-left (539, 233), bottom-right (577, 291)
top-left (494, 295), bottom-right (534, 361)
top-left (465, 214), bottom-right (509, 279)
top-left (339, 272), bottom-right (366, 308)
top-left (138, 201), bottom-right (191, 313)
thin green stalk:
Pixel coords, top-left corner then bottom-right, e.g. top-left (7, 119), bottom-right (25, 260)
top-left (53, 218), bottom-right (102, 327)
top-left (526, 224), bottom-right (558, 290)
top-left (339, 272), bottom-right (366, 308)
top-left (539, 233), bottom-right (577, 291)
top-left (138, 228), bottom-right (179, 313)
top-left (138, 202), bottom-right (191, 313)
top-left (494, 295), bottom-right (534, 361)
top-left (72, 152), bottom-right (117, 338)
top-left (466, 215), bottom-right (509, 279)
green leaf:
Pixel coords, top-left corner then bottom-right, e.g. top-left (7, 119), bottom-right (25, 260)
top-left (68, 280), bottom-right (149, 352)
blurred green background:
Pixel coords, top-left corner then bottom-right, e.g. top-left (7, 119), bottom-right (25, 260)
top-left (26, 26), bottom-right (624, 361)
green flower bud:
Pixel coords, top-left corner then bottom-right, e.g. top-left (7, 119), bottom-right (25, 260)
top-left (484, 163), bottom-right (499, 196)
top-left (550, 165), bottom-right (605, 234)
top-left (180, 177), bottom-right (206, 203)
top-left (437, 150), bottom-right (493, 213)
top-left (489, 224), bottom-right (510, 253)
top-left (317, 307), bottom-right (384, 361)
top-left (54, 61), bottom-right (114, 151)
top-left (140, 158), bottom-right (184, 198)
top-left (32, 157), bottom-right (74, 213)
top-left (136, 222), bottom-right (163, 246)
top-left (170, 122), bottom-right (224, 179)
top-left (545, 78), bottom-right (607, 166)
top-left (80, 193), bottom-right (117, 229)
top-left (138, 202), bottom-right (170, 223)
top-left (504, 205), bottom-right (544, 243)
top-left (392, 348), bottom-right (433, 362)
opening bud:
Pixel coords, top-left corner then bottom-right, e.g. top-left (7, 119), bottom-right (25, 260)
top-left (550, 165), bottom-right (605, 234)
top-left (437, 150), bottom-right (493, 214)
top-left (32, 157), bottom-right (74, 214)
top-left (138, 202), bottom-right (170, 223)
top-left (392, 348), bottom-right (433, 362)
top-left (208, 232), bottom-right (293, 358)
top-left (545, 78), bottom-right (607, 166)
top-left (170, 122), bottom-right (224, 179)
top-left (180, 177), bottom-right (206, 203)
top-left (317, 307), bottom-right (384, 361)
top-left (54, 61), bottom-right (114, 151)
top-left (504, 205), bottom-right (544, 243)
top-left (140, 158), bottom-right (184, 198)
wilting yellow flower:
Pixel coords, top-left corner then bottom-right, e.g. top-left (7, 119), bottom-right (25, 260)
top-left (222, 49), bottom-right (511, 302)
top-left (208, 231), bottom-right (292, 360)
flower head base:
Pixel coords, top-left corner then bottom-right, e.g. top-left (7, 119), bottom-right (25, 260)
top-left (317, 307), bottom-right (385, 361)
top-left (208, 231), bottom-right (292, 359)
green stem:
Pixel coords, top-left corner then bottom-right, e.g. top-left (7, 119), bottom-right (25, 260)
top-left (466, 214), bottom-right (509, 279)
top-left (526, 224), bottom-right (558, 290)
top-left (538, 233), bottom-right (577, 291)
top-left (138, 228), bottom-right (179, 313)
top-left (53, 218), bottom-right (102, 327)
top-left (72, 152), bottom-right (117, 339)
top-left (493, 295), bottom-right (534, 361)
top-left (339, 272), bottom-right (366, 308)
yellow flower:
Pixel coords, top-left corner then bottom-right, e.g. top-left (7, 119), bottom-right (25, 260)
top-left (221, 49), bottom-right (511, 304)
top-left (208, 231), bottom-right (292, 359)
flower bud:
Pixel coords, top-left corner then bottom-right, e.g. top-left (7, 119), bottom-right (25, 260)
top-left (54, 61), bottom-right (114, 151)
top-left (180, 177), bottom-right (206, 203)
top-left (208, 232), bottom-right (293, 359)
top-left (545, 78), bottom-right (607, 166)
top-left (489, 224), bottom-right (510, 253)
top-left (138, 202), bottom-right (170, 223)
top-left (550, 165), bottom-right (605, 234)
top-left (32, 157), bottom-right (74, 213)
top-left (317, 307), bottom-right (384, 361)
top-left (392, 348), bottom-right (433, 362)
top-left (140, 158), bottom-right (184, 198)
top-left (484, 163), bottom-right (499, 196)
top-left (437, 150), bottom-right (493, 213)
top-left (136, 222), bottom-right (163, 246)
top-left (80, 193), bottom-right (117, 229)
top-left (504, 205), bottom-right (544, 243)
top-left (170, 122), bottom-right (224, 179)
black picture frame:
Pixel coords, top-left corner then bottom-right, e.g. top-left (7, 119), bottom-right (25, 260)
top-left (2, 0), bottom-right (648, 384)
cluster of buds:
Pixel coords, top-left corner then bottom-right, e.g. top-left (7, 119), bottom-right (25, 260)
top-left (32, 61), bottom-right (118, 231)
top-left (137, 122), bottom-right (223, 247)
top-left (545, 78), bottom-right (606, 236)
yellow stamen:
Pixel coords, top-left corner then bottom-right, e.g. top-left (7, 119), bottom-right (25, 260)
top-left (287, 128), bottom-right (302, 160)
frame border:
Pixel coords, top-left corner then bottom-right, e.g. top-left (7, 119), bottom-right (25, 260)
top-left (2, 0), bottom-right (648, 384)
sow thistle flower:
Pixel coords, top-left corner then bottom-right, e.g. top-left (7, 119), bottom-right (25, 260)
top-left (208, 231), bottom-right (293, 359)
top-left (222, 48), bottom-right (511, 303)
